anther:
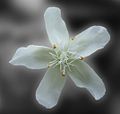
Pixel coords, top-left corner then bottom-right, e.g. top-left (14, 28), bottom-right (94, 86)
top-left (62, 72), bottom-right (65, 77)
top-left (61, 70), bottom-right (65, 77)
top-left (48, 65), bottom-right (50, 68)
top-left (48, 64), bottom-right (51, 68)
top-left (80, 56), bottom-right (84, 60)
top-left (53, 44), bottom-right (57, 49)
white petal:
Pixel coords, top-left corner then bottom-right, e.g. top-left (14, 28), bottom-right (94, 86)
top-left (69, 26), bottom-right (110, 57)
top-left (44, 7), bottom-right (69, 49)
top-left (68, 60), bottom-right (106, 100)
top-left (9, 45), bottom-right (53, 69)
top-left (36, 66), bottom-right (66, 109)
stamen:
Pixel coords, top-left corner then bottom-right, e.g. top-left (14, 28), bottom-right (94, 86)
top-left (48, 65), bottom-right (51, 68)
top-left (62, 73), bottom-right (65, 77)
top-left (80, 56), bottom-right (84, 60)
top-left (49, 48), bottom-right (76, 77)
top-left (66, 63), bottom-right (71, 71)
top-left (49, 52), bottom-right (57, 59)
top-left (48, 60), bottom-right (58, 68)
top-left (61, 70), bottom-right (65, 77)
top-left (53, 44), bottom-right (57, 49)
top-left (68, 59), bottom-right (76, 65)
top-left (61, 66), bottom-right (66, 77)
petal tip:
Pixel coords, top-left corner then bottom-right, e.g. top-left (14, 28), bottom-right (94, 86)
top-left (46, 7), bottom-right (60, 11)
top-left (44, 7), bottom-right (60, 16)
top-left (36, 93), bottom-right (55, 109)
top-left (9, 57), bottom-right (18, 65)
top-left (92, 25), bottom-right (110, 46)
top-left (9, 59), bottom-right (14, 64)
top-left (94, 86), bottom-right (106, 101)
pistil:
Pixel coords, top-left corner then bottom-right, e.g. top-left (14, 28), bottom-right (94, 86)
top-left (49, 48), bottom-right (76, 77)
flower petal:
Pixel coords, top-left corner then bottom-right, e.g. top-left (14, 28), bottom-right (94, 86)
top-left (69, 26), bottom-right (110, 57)
top-left (44, 7), bottom-right (69, 49)
top-left (68, 60), bottom-right (106, 100)
top-left (9, 45), bottom-right (53, 69)
top-left (36, 66), bottom-right (66, 109)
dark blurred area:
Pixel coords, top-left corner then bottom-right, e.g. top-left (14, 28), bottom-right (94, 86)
top-left (0, 0), bottom-right (120, 114)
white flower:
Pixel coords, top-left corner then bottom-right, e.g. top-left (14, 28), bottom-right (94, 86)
top-left (9, 7), bottom-right (110, 109)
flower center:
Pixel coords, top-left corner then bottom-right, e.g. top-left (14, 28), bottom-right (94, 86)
top-left (49, 48), bottom-right (76, 76)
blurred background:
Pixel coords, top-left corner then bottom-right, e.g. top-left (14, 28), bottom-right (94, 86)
top-left (0, 0), bottom-right (120, 114)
